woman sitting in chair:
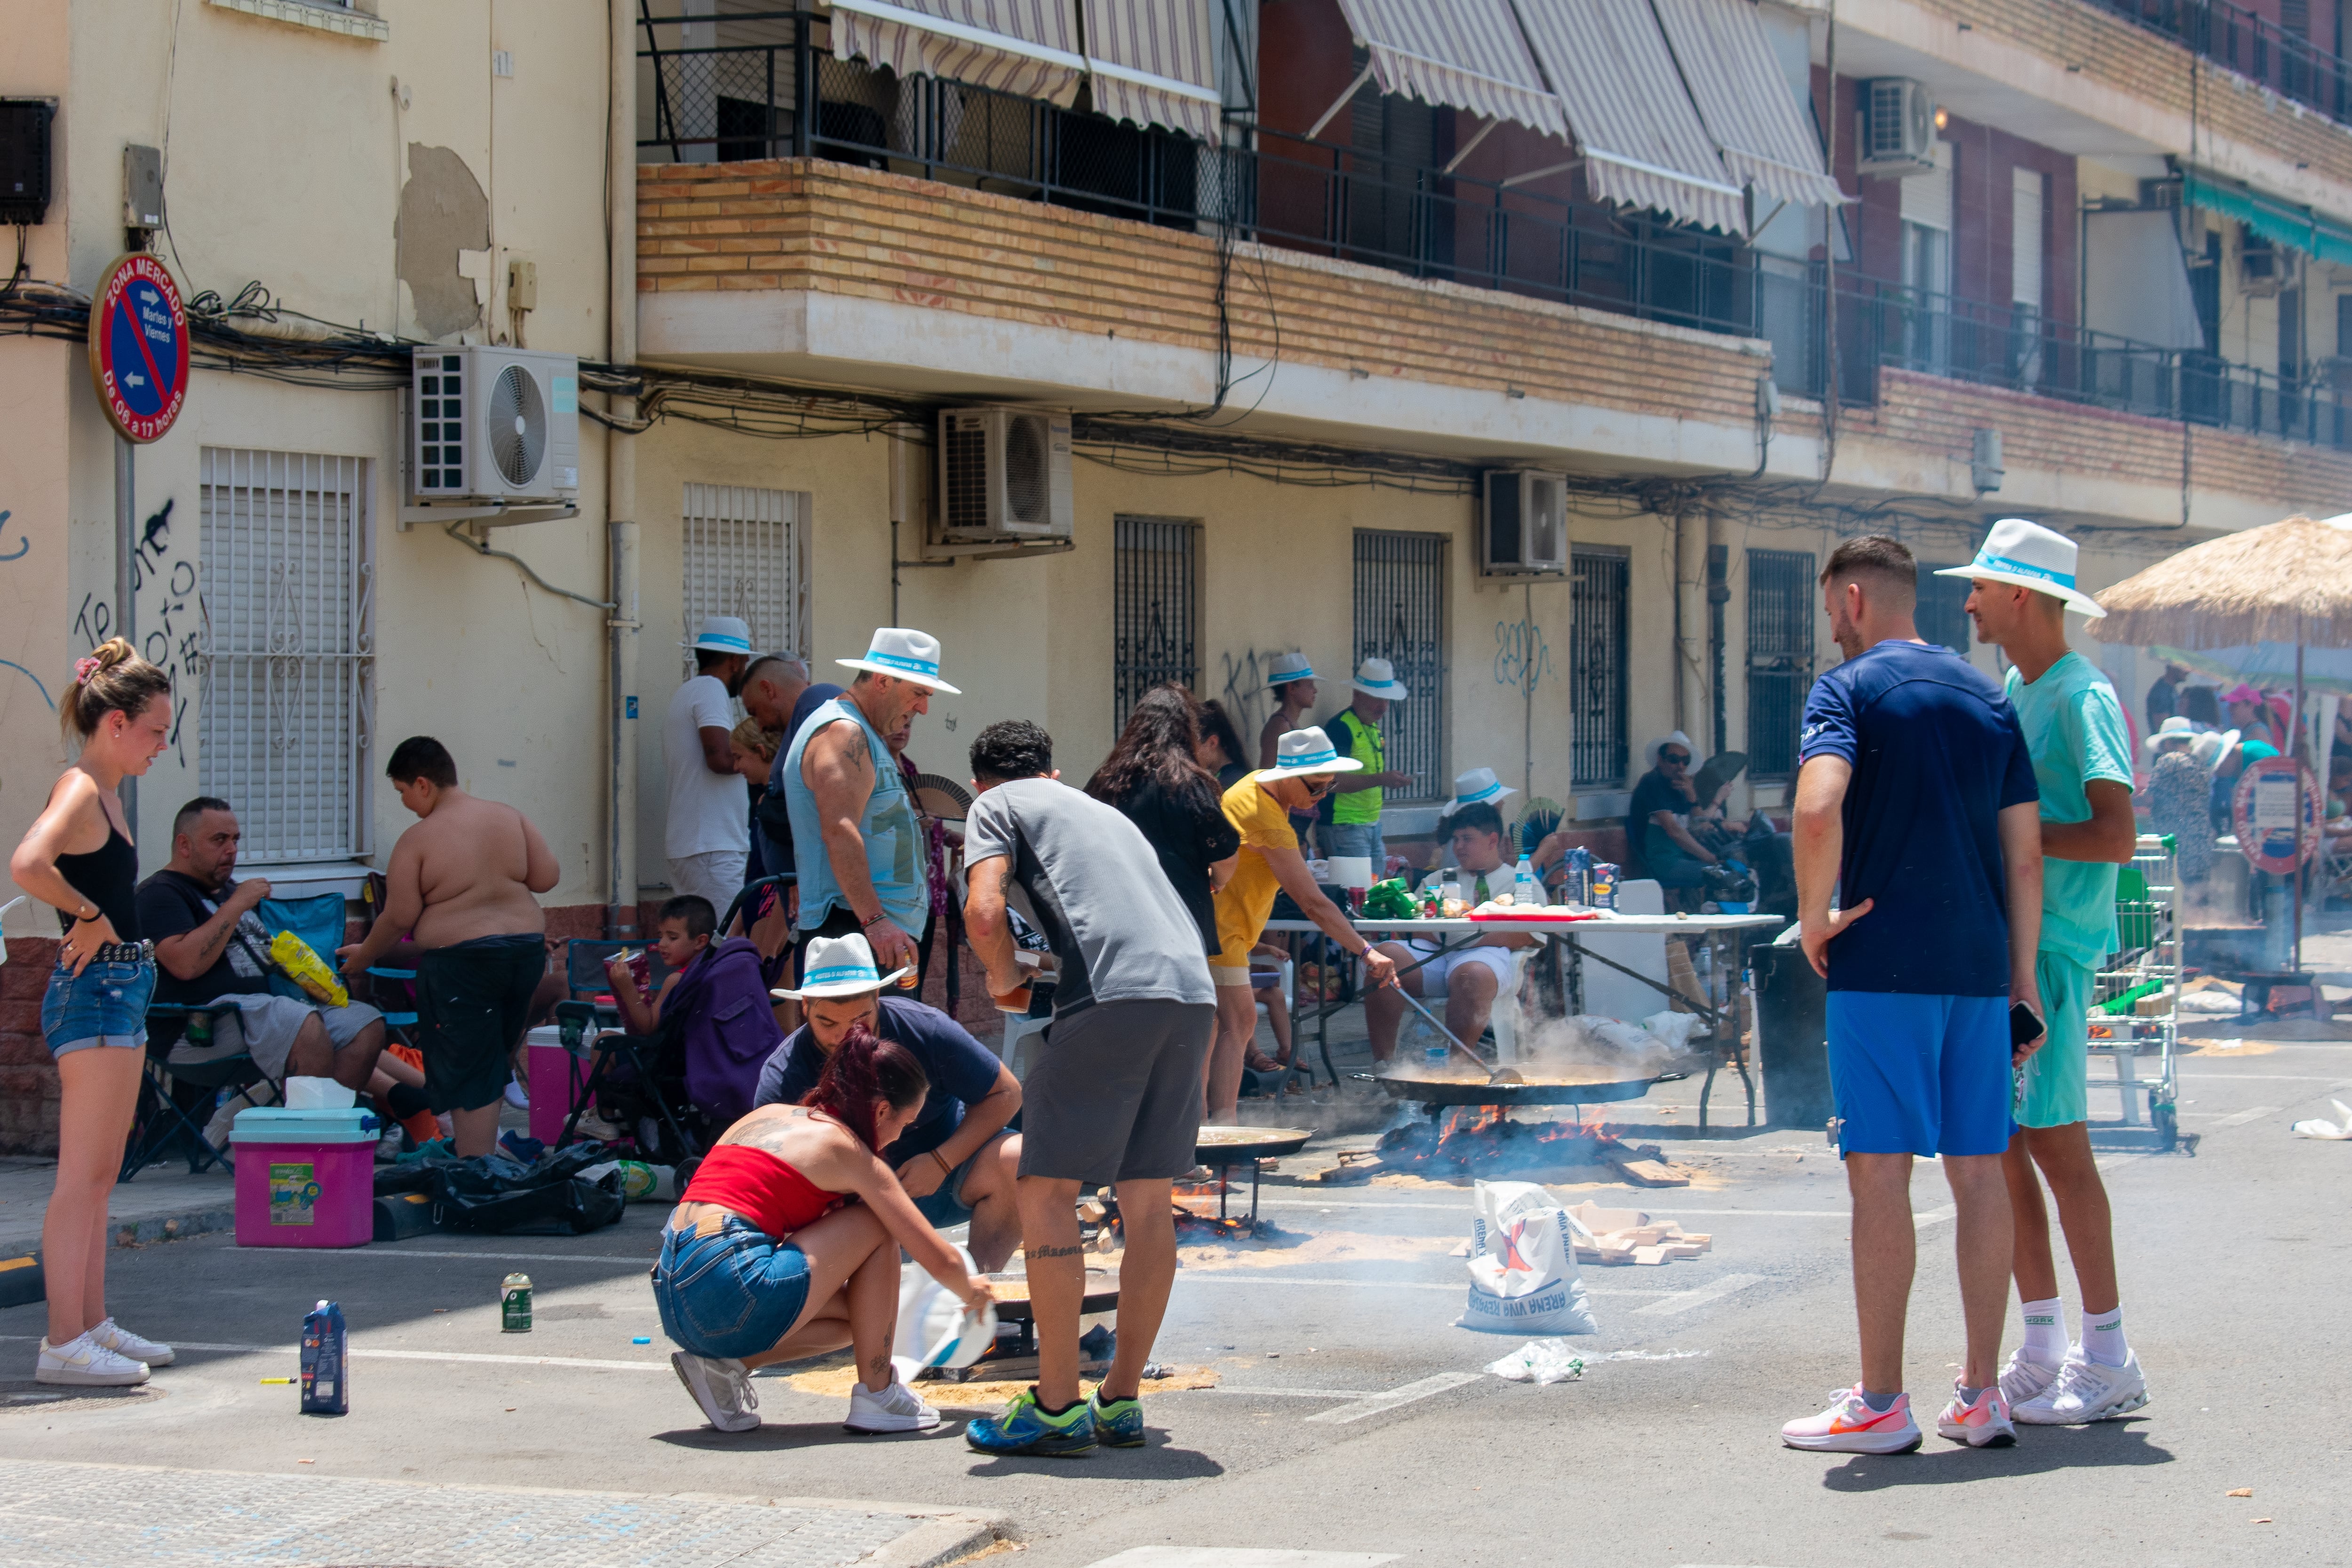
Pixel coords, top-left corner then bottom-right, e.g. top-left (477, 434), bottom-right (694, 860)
top-left (653, 1021), bottom-right (995, 1435)
top-left (604, 894), bottom-right (781, 1129)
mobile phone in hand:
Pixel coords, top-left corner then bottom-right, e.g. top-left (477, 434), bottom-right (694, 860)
top-left (2009, 1002), bottom-right (2046, 1047)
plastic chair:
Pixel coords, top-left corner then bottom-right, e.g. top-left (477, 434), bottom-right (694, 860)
top-left (256, 892), bottom-right (349, 1005)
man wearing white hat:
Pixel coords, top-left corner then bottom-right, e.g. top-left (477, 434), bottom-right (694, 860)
top-left (1320, 657), bottom-right (1415, 867)
top-left (664, 616), bottom-right (757, 914)
top-left (779, 629), bottom-right (958, 983)
top-left (1950, 517), bottom-right (2147, 1425)
top-left (1365, 770), bottom-right (1533, 1064)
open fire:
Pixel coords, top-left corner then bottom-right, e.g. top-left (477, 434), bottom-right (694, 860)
top-left (1375, 1105), bottom-right (1621, 1175)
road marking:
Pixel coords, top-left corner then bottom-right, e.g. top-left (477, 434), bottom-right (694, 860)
top-left (2177, 1073), bottom-right (2352, 1082)
top-left (1258, 1199), bottom-right (1850, 1219)
top-left (1914, 1204), bottom-right (1958, 1229)
top-left (1083, 1549), bottom-right (1400, 1568)
top-left (2208, 1104), bottom-right (2279, 1129)
top-left (1633, 1273), bottom-right (1764, 1316)
top-left (0, 1335), bottom-right (670, 1374)
top-left (1172, 1274), bottom-right (1677, 1297)
top-left (1196, 1349), bottom-right (1712, 1404)
top-left (1302, 1370), bottom-right (1483, 1425)
top-left (255, 1247), bottom-right (657, 1265)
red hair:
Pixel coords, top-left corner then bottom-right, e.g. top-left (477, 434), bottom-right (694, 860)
top-left (801, 1022), bottom-right (929, 1150)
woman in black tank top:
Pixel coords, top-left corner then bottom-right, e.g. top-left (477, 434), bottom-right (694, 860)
top-left (8, 639), bottom-right (176, 1386)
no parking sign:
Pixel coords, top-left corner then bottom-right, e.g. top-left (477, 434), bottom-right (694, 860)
top-left (87, 252), bottom-right (189, 442)
top-left (2231, 755), bottom-right (2321, 874)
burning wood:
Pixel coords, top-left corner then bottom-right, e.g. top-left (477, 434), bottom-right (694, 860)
top-left (1372, 1105), bottom-right (1620, 1175)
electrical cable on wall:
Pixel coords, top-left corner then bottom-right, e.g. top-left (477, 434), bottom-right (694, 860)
top-left (440, 520), bottom-right (614, 610)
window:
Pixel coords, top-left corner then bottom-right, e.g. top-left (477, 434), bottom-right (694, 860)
top-left (2010, 167), bottom-right (2045, 386)
top-left (1112, 516), bottom-right (1200, 730)
top-left (681, 484), bottom-right (807, 678)
top-left (1917, 566), bottom-right (1973, 655)
top-left (1352, 529), bottom-right (1447, 801)
top-left (1899, 139), bottom-right (1953, 370)
top-left (1569, 548), bottom-right (1629, 787)
top-left (1746, 548), bottom-right (1816, 780)
top-left (1345, 47), bottom-right (1440, 268)
top-left (199, 449), bottom-right (376, 865)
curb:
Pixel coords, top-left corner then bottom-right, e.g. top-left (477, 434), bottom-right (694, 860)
top-left (112, 1205), bottom-right (238, 1249)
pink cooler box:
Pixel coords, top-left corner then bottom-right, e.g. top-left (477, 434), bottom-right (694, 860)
top-left (525, 1026), bottom-right (588, 1145)
top-left (231, 1107), bottom-right (377, 1247)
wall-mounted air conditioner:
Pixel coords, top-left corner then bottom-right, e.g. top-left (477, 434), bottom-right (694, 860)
top-left (2238, 226), bottom-right (2296, 296)
top-left (409, 346), bottom-right (581, 505)
top-left (1859, 79), bottom-right (1938, 177)
top-left (937, 406), bottom-right (1073, 540)
top-left (1479, 470), bottom-right (1567, 578)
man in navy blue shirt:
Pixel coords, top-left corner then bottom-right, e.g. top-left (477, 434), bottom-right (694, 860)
top-left (1779, 536), bottom-right (2048, 1458)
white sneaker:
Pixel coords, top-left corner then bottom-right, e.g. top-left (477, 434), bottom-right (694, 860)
top-left (36, 1332), bottom-right (150, 1387)
top-left (1934, 1381), bottom-right (2018, 1448)
top-left (504, 1076), bottom-right (530, 1109)
top-left (845, 1375), bottom-right (941, 1434)
top-left (89, 1318), bottom-right (174, 1367)
top-left (670, 1350), bottom-right (760, 1433)
top-left (2013, 1347), bottom-right (2148, 1425)
top-left (1997, 1345), bottom-right (2062, 1407)
top-left (1778, 1385), bottom-right (1921, 1454)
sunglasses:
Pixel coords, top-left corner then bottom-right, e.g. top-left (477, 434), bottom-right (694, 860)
top-left (1294, 775), bottom-right (1339, 798)
top-left (1660, 752), bottom-right (1691, 765)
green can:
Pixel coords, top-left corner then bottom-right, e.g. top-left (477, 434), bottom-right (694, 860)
top-left (501, 1271), bottom-right (532, 1332)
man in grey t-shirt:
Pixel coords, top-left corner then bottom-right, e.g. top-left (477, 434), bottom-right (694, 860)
top-left (961, 720), bottom-right (1215, 1457)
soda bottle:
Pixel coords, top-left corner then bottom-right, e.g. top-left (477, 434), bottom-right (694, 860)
top-left (300, 1299), bottom-right (348, 1416)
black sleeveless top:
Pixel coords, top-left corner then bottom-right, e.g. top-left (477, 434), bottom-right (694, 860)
top-left (55, 820), bottom-right (140, 941)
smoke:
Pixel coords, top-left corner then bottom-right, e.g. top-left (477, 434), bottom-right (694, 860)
top-left (1516, 1013), bottom-right (1680, 1079)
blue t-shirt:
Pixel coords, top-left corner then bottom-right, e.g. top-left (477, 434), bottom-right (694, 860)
top-left (751, 995), bottom-right (1008, 1163)
top-left (1798, 640), bottom-right (2039, 995)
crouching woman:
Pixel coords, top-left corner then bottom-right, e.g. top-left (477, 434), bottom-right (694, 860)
top-left (652, 1021), bottom-right (993, 1435)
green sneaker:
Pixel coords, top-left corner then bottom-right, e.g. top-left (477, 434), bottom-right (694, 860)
top-left (963, 1386), bottom-right (1097, 1457)
top-left (1089, 1390), bottom-right (1144, 1448)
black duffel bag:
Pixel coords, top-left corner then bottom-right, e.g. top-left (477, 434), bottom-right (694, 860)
top-left (421, 1144), bottom-right (627, 1235)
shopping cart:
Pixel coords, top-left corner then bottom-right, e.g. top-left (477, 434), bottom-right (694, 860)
top-left (2088, 835), bottom-right (2183, 1149)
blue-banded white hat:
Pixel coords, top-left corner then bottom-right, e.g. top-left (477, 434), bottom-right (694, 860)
top-left (1351, 656), bottom-right (1408, 700)
top-left (684, 615), bottom-right (755, 655)
top-left (1266, 652), bottom-right (1317, 688)
top-left (1934, 517), bottom-right (2107, 619)
top-left (1438, 766), bottom-right (1518, 818)
top-left (836, 626), bottom-right (962, 694)
top-left (1254, 724), bottom-right (1365, 783)
top-left (770, 933), bottom-right (911, 1001)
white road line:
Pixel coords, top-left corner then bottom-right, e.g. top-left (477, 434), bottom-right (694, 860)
top-left (1083, 1549), bottom-right (1399, 1568)
top-left (2177, 1073), bottom-right (2352, 1082)
top-left (0, 1334), bottom-right (671, 1373)
top-left (1257, 1200), bottom-right (1850, 1219)
top-left (1302, 1370), bottom-right (1483, 1425)
top-left (1914, 1204), bottom-right (1958, 1229)
top-left (1632, 1273), bottom-right (1764, 1316)
top-left (256, 1247), bottom-right (657, 1265)
top-left (2208, 1105), bottom-right (2280, 1130)
top-left (1172, 1274), bottom-right (1677, 1297)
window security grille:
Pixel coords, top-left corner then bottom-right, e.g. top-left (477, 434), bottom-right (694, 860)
top-left (681, 484), bottom-right (808, 678)
top-left (1351, 529), bottom-right (1447, 802)
top-left (1747, 548), bottom-right (1817, 780)
top-left (1917, 567), bottom-right (1973, 655)
top-left (1570, 549), bottom-right (1629, 787)
top-left (1112, 517), bottom-right (1200, 730)
top-left (198, 449), bottom-right (375, 865)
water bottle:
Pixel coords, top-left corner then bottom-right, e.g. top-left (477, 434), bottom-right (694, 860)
top-left (300, 1299), bottom-right (349, 1416)
top-left (1513, 856), bottom-right (1538, 906)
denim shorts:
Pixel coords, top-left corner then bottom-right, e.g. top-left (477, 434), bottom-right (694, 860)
top-left (652, 1218), bottom-right (815, 1361)
top-left (41, 959), bottom-right (157, 1056)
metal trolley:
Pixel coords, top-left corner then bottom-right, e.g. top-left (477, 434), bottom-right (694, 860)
top-left (2088, 834), bottom-right (2183, 1149)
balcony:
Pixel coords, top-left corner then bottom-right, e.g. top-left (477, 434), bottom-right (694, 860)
top-left (2088, 0), bottom-right (2352, 128)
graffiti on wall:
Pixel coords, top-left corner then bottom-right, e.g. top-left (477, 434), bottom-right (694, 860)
top-left (71, 497), bottom-right (204, 762)
top-left (1492, 615), bottom-right (1553, 699)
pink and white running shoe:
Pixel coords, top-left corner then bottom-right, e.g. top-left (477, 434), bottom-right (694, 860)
top-left (1935, 1381), bottom-right (2018, 1447)
top-left (1780, 1385), bottom-right (1923, 1454)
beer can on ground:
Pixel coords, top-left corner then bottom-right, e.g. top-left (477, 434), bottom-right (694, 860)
top-left (501, 1271), bottom-right (532, 1332)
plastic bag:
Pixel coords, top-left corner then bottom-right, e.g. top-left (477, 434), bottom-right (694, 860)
top-left (890, 1242), bottom-right (999, 1384)
top-left (1640, 1010), bottom-right (1707, 1052)
top-left (1486, 1338), bottom-right (1586, 1384)
top-left (270, 930), bottom-right (350, 1008)
top-left (1454, 1179), bottom-right (1599, 1336)
top-left (1362, 877), bottom-right (1419, 920)
top-left (283, 1076), bottom-right (358, 1110)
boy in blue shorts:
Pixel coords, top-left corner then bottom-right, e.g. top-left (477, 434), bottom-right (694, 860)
top-left (1781, 536), bottom-right (2049, 1455)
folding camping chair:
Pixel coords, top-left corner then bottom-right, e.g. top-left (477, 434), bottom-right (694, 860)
top-left (119, 1000), bottom-right (267, 1181)
top-left (550, 998), bottom-right (709, 1164)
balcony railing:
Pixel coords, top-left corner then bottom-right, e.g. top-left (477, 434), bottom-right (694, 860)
top-left (638, 14), bottom-right (2352, 453)
top-left (2087, 0), bottom-right (2352, 127)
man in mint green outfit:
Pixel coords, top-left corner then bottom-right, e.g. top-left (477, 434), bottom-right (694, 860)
top-left (1948, 518), bottom-right (2147, 1426)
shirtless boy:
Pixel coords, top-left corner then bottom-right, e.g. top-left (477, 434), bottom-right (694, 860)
top-left (340, 736), bottom-right (559, 1156)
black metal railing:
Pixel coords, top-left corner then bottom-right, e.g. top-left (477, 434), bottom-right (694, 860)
top-left (638, 13), bottom-right (2352, 451)
top-left (2087, 0), bottom-right (2352, 127)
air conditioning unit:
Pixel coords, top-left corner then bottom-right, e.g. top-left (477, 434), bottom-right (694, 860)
top-left (2238, 226), bottom-right (2296, 295)
top-left (410, 346), bottom-right (581, 505)
top-left (1479, 470), bottom-right (1567, 578)
top-left (937, 406), bottom-right (1073, 540)
top-left (1859, 78), bottom-right (1938, 177)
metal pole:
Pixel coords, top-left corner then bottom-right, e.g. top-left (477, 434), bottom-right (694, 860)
top-left (115, 435), bottom-right (137, 832)
top-left (2293, 631), bottom-right (2304, 977)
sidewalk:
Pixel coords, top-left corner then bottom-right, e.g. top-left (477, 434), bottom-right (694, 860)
top-left (0, 1157), bottom-right (236, 1259)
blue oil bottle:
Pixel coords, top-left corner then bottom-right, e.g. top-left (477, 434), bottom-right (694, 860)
top-left (300, 1299), bottom-right (348, 1416)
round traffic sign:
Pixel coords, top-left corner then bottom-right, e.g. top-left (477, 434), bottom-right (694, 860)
top-left (2230, 754), bottom-right (2320, 874)
top-left (87, 252), bottom-right (190, 443)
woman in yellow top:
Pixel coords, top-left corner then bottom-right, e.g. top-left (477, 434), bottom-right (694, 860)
top-left (1206, 727), bottom-right (1397, 1118)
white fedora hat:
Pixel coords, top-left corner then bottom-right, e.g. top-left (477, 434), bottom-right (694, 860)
top-left (2143, 715), bottom-right (2198, 754)
top-left (770, 932), bottom-right (911, 1001)
top-left (836, 627), bottom-right (962, 694)
top-left (1351, 656), bottom-right (1408, 700)
top-left (1933, 518), bottom-right (2108, 619)
top-left (1438, 766), bottom-right (1517, 817)
top-left (1254, 724), bottom-right (1365, 783)
top-left (684, 615), bottom-right (755, 654)
top-left (1266, 652), bottom-right (1317, 687)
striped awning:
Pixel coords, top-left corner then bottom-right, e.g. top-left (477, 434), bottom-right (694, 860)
top-left (1335, 0), bottom-right (1569, 140)
top-left (1082, 0), bottom-right (1220, 142)
top-left (1651, 0), bottom-right (1845, 211)
top-left (1509, 0), bottom-right (1745, 234)
top-left (828, 0), bottom-right (1086, 106)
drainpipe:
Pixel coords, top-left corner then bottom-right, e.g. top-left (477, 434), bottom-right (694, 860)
top-left (1674, 499), bottom-right (1703, 741)
top-left (606, 0), bottom-right (642, 940)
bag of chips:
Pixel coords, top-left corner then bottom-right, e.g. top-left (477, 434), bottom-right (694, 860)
top-left (270, 929), bottom-right (350, 1009)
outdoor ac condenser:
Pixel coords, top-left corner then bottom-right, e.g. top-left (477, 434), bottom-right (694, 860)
top-left (409, 346), bottom-right (581, 505)
top-left (937, 406), bottom-right (1073, 540)
top-left (1859, 78), bottom-right (1938, 177)
top-left (1479, 470), bottom-right (1568, 578)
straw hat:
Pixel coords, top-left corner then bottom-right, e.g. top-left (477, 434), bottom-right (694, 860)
top-left (2203, 729), bottom-right (2241, 771)
top-left (836, 627), bottom-right (962, 694)
top-left (2143, 715), bottom-right (2198, 754)
top-left (1438, 766), bottom-right (1517, 817)
top-left (1266, 652), bottom-right (1317, 687)
top-left (1255, 725), bottom-right (1364, 783)
top-left (1351, 657), bottom-right (1408, 700)
top-left (1933, 517), bottom-right (2107, 619)
top-left (684, 615), bottom-right (754, 654)
top-left (2190, 730), bottom-right (2229, 769)
top-left (770, 933), bottom-right (910, 1001)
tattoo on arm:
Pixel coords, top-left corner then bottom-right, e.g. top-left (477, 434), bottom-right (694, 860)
top-left (840, 724), bottom-right (869, 772)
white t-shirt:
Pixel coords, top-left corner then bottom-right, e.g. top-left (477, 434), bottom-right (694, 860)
top-left (663, 674), bottom-right (748, 858)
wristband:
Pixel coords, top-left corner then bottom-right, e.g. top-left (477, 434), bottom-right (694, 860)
top-left (931, 1149), bottom-right (952, 1178)
top-left (860, 911), bottom-right (891, 931)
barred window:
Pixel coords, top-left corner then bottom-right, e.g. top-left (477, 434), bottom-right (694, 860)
top-left (1916, 566), bottom-right (1972, 655)
top-left (1570, 548), bottom-right (1630, 787)
top-left (1352, 529), bottom-right (1447, 802)
top-left (1747, 548), bottom-right (1818, 780)
top-left (1112, 516), bottom-right (1199, 729)
top-left (199, 449), bottom-right (376, 866)
top-left (682, 483), bottom-right (808, 677)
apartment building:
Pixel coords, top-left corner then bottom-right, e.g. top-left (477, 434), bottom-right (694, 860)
top-left (4, 0), bottom-right (2350, 1144)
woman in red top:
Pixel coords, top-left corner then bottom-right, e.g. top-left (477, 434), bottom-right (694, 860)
top-left (653, 1022), bottom-right (993, 1435)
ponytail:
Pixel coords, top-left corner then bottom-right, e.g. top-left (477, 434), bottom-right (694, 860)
top-left (62, 637), bottom-right (171, 747)
top-left (801, 1022), bottom-right (929, 1151)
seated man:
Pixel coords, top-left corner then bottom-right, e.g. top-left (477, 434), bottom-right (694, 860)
top-left (138, 796), bottom-right (390, 1093)
top-left (755, 934), bottom-right (1024, 1270)
top-left (604, 895), bottom-right (781, 1130)
top-left (1628, 733), bottom-right (1724, 904)
top-left (1363, 799), bottom-right (1537, 1064)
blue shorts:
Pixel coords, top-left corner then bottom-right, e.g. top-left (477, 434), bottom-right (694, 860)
top-left (41, 958), bottom-right (156, 1056)
top-left (1826, 991), bottom-right (2013, 1158)
top-left (652, 1219), bottom-right (815, 1361)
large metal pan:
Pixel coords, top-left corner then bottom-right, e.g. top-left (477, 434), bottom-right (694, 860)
top-left (1364, 1070), bottom-right (1678, 1107)
top-left (1194, 1125), bottom-right (1314, 1164)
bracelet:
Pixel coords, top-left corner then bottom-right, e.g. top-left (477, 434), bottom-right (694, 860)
top-left (860, 911), bottom-right (891, 930)
top-left (930, 1149), bottom-right (953, 1178)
